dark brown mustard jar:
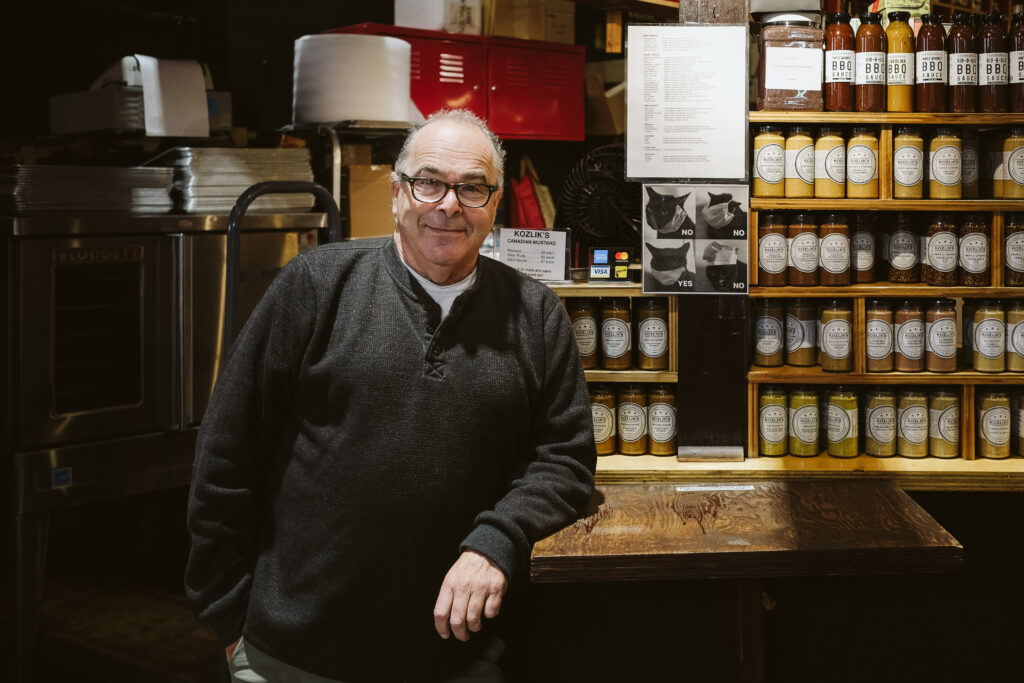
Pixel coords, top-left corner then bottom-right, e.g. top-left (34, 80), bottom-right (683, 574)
top-left (753, 300), bottom-right (785, 367)
top-left (866, 299), bottom-right (894, 372)
top-left (819, 213), bottom-right (851, 286)
top-left (979, 12), bottom-right (1009, 113)
top-left (757, 211), bottom-right (788, 286)
top-left (1006, 213), bottom-right (1024, 285)
top-left (787, 213), bottom-right (819, 286)
top-left (635, 298), bottom-right (669, 371)
top-left (959, 214), bottom-right (991, 286)
top-left (1011, 12), bottom-right (1024, 111)
top-left (600, 298), bottom-right (631, 370)
top-left (948, 11), bottom-right (978, 113)
top-left (895, 299), bottom-right (926, 372)
top-left (825, 12), bottom-right (856, 111)
top-left (925, 214), bottom-right (959, 286)
top-left (852, 213), bottom-right (877, 283)
top-left (589, 384), bottom-right (617, 456)
top-left (647, 385), bottom-right (678, 456)
top-left (567, 298), bottom-right (599, 369)
top-left (616, 384), bottom-right (648, 455)
top-left (888, 213), bottom-right (920, 283)
top-left (916, 13), bottom-right (948, 113)
top-left (855, 12), bottom-right (886, 112)
top-left (926, 298), bottom-right (958, 373)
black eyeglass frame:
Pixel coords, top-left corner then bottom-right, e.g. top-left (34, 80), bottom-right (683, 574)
top-left (399, 173), bottom-right (499, 208)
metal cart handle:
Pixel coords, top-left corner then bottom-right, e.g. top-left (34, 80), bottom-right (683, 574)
top-left (222, 180), bottom-right (341, 361)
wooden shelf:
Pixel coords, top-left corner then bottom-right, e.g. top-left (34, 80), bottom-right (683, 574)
top-left (749, 284), bottom-right (1023, 298)
top-left (750, 111), bottom-right (1024, 125)
top-left (748, 365), bottom-right (1024, 385)
top-left (751, 198), bottom-right (1024, 211)
top-left (586, 370), bottom-right (677, 382)
top-left (571, 0), bottom-right (679, 20)
top-left (549, 282), bottom-right (660, 297)
top-left (595, 453), bottom-right (1024, 491)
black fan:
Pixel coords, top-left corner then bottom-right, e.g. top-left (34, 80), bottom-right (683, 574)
top-left (556, 143), bottom-right (642, 265)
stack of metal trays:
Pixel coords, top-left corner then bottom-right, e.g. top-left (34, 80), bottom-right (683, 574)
top-left (0, 165), bottom-right (174, 214)
top-left (154, 147), bottom-right (316, 213)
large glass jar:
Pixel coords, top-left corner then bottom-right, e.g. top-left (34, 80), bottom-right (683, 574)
top-left (758, 17), bottom-right (825, 111)
top-left (925, 299), bottom-right (958, 373)
top-left (753, 125), bottom-right (786, 197)
top-left (616, 384), bottom-right (648, 455)
top-left (814, 128), bottom-right (846, 198)
top-left (1003, 127), bottom-right (1024, 197)
top-left (897, 389), bottom-right (929, 458)
top-left (827, 387), bottom-right (859, 458)
top-left (758, 212), bottom-right (788, 286)
top-left (787, 213), bottom-right (819, 286)
top-left (973, 300), bottom-right (1006, 372)
top-left (864, 389), bottom-right (897, 457)
top-left (589, 384), bottom-right (617, 455)
top-left (855, 13), bottom-right (886, 112)
top-left (824, 12), bottom-right (855, 111)
top-left (924, 214), bottom-right (959, 286)
top-left (895, 299), bottom-right (925, 372)
top-left (888, 213), bottom-right (920, 283)
top-left (785, 126), bottom-right (815, 198)
top-left (846, 127), bottom-right (879, 198)
top-left (819, 299), bottom-right (853, 373)
top-left (1006, 213), bottom-right (1024, 285)
top-left (758, 386), bottom-right (788, 457)
top-left (753, 299), bottom-right (785, 367)
top-left (886, 11), bottom-right (915, 113)
top-left (979, 12), bottom-right (1009, 113)
top-left (600, 298), bottom-right (632, 370)
top-left (893, 126), bottom-right (924, 199)
top-left (978, 389), bottom-right (1012, 458)
top-left (866, 299), bottom-right (895, 372)
top-left (567, 298), bottom-right (599, 369)
top-left (852, 213), bottom-right (877, 283)
top-left (916, 13), bottom-right (948, 112)
top-left (785, 299), bottom-right (818, 367)
top-left (959, 214), bottom-right (991, 286)
top-left (818, 213), bottom-right (851, 286)
top-left (948, 11), bottom-right (978, 113)
top-left (635, 298), bottom-right (669, 370)
top-left (788, 386), bottom-right (820, 457)
top-left (648, 385), bottom-right (678, 456)
top-left (929, 128), bottom-right (962, 199)
top-left (929, 390), bottom-right (960, 459)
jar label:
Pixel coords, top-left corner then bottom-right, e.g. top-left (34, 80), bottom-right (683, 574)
top-left (789, 232), bottom-right (819, 273)
top-left (981, 406), bottom-right (1011, 447)
top-left (852, 231), bottom-right (875, 270)
top-left (898, 405), bottom-right (928, 445)
top-left (572, 316), bottom-right (598, 356)
top-left (959, 233), bottom-right (989, 274)
top-left (790, 404), bottom-right (818, 445)
top-left (926, 318), bottom-right (958, 359)
top-left (893, 144), bottom-right (924, 187)
top-left (1006, 146), bottom-right (1024, 186)
top-left (963, 145), bottom-right (979, 186)
top-left (1009, 321), bottom-right (1024, 356)
top-left (591, 403), bottom-right (615, 443)
top-left (895, 320), bottom-right (925, 359)
top-left (758, 233), bottom-right (788, 274)
top-left (785, 315), bottom-right (817, 352)
top-left (754, 143), bottom-right (785, 184)
top-left (929, 145), bottom-right (962, 186)
top-left (755, 315), bottom-right (784, 356)
top-left (601, 318), bottom-right (631, 358)
top-left (1007, 232), bottom-right (1024, 272)
top-left (816, 145), bottom-right (846, 184)
top-left (821, 319), bottom-right (852, 360)
top-left (617, 402), bottom-right (647, 443)
top-left (1012, 50), bottom-right (1024, 84)
top-left (889, 230), bottom-right (918, 269)
top-left (867, 405), bottom-right (896, 444)
top-left (887, 52), bottom-right (914, 86)
top-left (919, 235), bottom-right (930, 267)
top-left (949, 52), bottom-right (978, 86)
top-left (819, 233), bottom-right (850, 274)
top-left (975, 318), bottom-right (1006, 359)
top-left (638, 317), bottom-right (668, 358)
top-left (931, 405), bottom-right (960, 445)
top-left (759, 404), bottom-right (787, 445)
top-left (856, 51), bottom-right (886, 85)
top-left (649, 402), bottom-right (677, 443)
top-left (916, 50), bottom-right (947, 84)
top-left (827, 404), bottom-right (858, 444)
top-left (847, 144), bottom-right (878, 185)
top-left (979, 52), bottom-right (1009, 86)
top-left (785, 145), bottom-right (815, 184)
top-left (866, 318), bottom-right (894, 360)
top-left (825, 49), bottom-right (855, 83)
top-left (926, 231), bottom-right (958, 273)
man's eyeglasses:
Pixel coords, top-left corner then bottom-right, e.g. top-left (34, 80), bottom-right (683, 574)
top-left (399, 173), bottom-right (498, 208)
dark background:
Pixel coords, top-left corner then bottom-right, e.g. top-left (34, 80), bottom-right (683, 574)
top-left (4, 2), bottom-right (1024, 681)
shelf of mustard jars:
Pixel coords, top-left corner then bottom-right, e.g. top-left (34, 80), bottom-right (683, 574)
top-left (749, 111), bottom-right (1024, 125)
top-left (749, 285), bottom-right (1024, 298)
top-left (751, 199), bottom-right (1024, 211)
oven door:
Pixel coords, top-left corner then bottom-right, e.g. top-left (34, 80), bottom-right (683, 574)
top-left (15, 235), bottom-right (176, 449)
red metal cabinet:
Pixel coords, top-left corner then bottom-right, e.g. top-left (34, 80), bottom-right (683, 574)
top-left (327, 24), bottom-right (583, 140)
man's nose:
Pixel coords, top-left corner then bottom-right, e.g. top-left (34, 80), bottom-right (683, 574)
top-left (437, 186), bottom-right (462, 213)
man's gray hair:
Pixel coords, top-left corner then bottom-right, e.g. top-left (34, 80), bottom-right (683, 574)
top-left (394, 109), bottom-right (506, 187)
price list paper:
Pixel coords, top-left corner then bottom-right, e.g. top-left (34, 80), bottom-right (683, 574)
top-left (626, 24), bottom-right (748, 182)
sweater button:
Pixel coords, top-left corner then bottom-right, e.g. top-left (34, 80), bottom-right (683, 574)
top-left (431, 344), bottom-right (441, 355)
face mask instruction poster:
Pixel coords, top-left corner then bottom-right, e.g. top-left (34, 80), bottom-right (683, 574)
top-left (625, 24), bottom-right (748, 182)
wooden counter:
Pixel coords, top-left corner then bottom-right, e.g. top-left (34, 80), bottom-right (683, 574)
top-left (531, 480), bottom-right (962, 582)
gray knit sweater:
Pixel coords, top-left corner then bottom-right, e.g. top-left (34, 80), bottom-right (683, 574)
top-left (185, 237), bottom-right (596, 681)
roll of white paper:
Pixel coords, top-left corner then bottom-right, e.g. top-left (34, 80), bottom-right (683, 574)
top-left (292, 34), bottom-right (412, 124)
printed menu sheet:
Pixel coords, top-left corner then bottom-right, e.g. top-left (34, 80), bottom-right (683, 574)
top-left (626, 24), bottom-right (747, 181)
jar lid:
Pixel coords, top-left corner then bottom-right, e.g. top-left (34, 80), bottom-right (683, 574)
top-left (850, 126), bottom-right (875, 136)
top-left (789, 125), bottom-right (813, 135)
top-left (791, 213), bottom-right (817, 223)
top-left (933, 212), bottom-right (955, 223)
top-left (823, 213), bottom-right (848, 224)
top-left (1012, 126), bottom-right (1024, 136)
top-left (920, 13), bottom-right (940, 24)
top-left (867, 299), bottom-right (891, 309)
top-left (962, 213), bottom-right (987, 225)
top-left (827, 12), bottom-right (851, 25)
top-left (1008, 212), bottom-right (1024, 226)
top-left (824, 298), bottom-right (847, 308)
top-left (760, 11), bottom-right (820, 25)
top-left (895, 126), bottom-right (921, 136)
top-left (1015, 12), bottom-right (1024, 23)
top-left (930, 298), bottom-right (954, 307)
top-left (953, 11), bottom-right (973, 24)
top-left (757, 124), bottom-right (783, 134)
top-left (859, 12), bottom-right (881, 24)
top-left (934, 127), bottom-right (959, 137)
top-left (900, 299), bottom-right (923, 309)
top-left (818, 126), bottom-right (844, 137)
top-left (983, 12), bottom-right (1004, 24)
top-left (888, 11), bottom-right (910, 23)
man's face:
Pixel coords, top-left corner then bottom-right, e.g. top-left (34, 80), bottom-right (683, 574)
top-left (392, 120), bottom-right (502, 284)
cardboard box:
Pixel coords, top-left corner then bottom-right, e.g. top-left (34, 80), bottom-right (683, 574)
top-left (395, 0), bottom-right (482, 35)
top-left (347, 164), bottom-right (395, 240)
top-left (488, 0), bottom-right (575, 44)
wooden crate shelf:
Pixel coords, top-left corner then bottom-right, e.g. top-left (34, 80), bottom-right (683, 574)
top-left (586, 370), bottom-right (677, 383)
top-left (749, 111), bottom-right (1024, 125)
top-left (749, 284), bottom-right (1024, 298)
top-left (748, 366), bottom-right (1024, 385)
top-left (751, 198), bottom-right (1024, 211)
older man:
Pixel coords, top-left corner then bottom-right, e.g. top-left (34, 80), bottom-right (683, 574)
top-left (185, 109), bottom-right (596, 682)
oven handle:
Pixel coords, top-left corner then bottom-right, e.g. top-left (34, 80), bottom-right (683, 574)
top-left (222, 181), bottom-right (340, 365)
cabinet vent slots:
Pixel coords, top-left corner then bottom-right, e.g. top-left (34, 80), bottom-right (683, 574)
top-left (410, 49), bottom-right (422, 81)
top-left (438, 53), bottom-right (465, 84)
top-left (505, 59), bottom-right (531, 88)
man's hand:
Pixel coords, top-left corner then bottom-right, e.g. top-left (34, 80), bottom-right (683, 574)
top-left (433, 550), bottom-right (507, 641)
top-left (225, 638), bottom-right (240, 663)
